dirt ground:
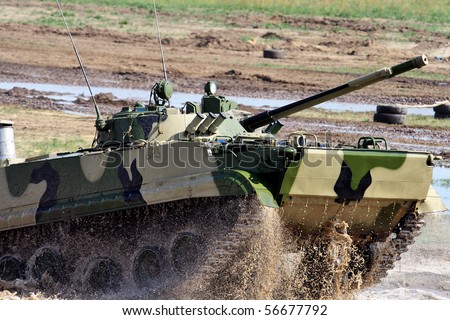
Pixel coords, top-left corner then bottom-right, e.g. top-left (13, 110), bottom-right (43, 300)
top-left (0, 2), bottom-right (449, 160)
top-left (0, 9), bottom-right (449, 104)
top-left (0, 2), bottom-right (449, 301)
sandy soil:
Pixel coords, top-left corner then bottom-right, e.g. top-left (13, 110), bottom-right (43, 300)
top-left (0, 1), bottom-right (449, 300)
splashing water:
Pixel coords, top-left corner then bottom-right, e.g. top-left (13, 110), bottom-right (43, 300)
top-left (1, 196), bottom-right (439, 300)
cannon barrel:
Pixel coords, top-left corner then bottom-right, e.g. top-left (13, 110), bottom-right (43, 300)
top-left (240, 55), bottom-right (428, 132)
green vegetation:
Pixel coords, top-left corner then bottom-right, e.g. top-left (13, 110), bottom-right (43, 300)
top-left (0, 105), bottom-right (94, 158)
top-left (29, 0), bottom-right (450, 23)
top-left (407, 114), bottom-right (450, 128)
top-left (251, 62), bottom-right (448, 83)
top-left (289, 108), bottom-right (450, 129)
top-left (32, 138), bottom-right (88, 155)
top-left (240, 35), bottom-right (254, 42)
top-left (290, 108), bottom-right (373, 123)
top-left (6, 1), bottom-right (449, 38)
top-left (16, 135), bottom-right (92, 159)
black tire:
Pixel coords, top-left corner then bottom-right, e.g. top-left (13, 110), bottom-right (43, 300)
top-left (133, 247), bottom-right (164, 288)
top-left (171, 232), bottom-right (204, 275)
top-left (83, 257), bottom-right (122, 293)
top-left (376, 104), bottom-right (408, 115)
top-left (263, 49), bottom-right (285, 59)
top-left (0, 255), bottom-right (25, 281)
top-left (28, 247), bottom-right (64, 282)
top-left (373, 113), bottom-right (406, 124)
top-left (433, 103), bottom-right (450, 114)
top-left (434, 112), bottom-right (450, 119)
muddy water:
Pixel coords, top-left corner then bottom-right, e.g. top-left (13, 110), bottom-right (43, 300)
top-left (0, 82), bottom-right (437, 115)
top-left (433, 166), bottom-right (450, 209)
top-left (0, 198), bottom-right (365, 300)
top-left (2, 200), bottom-right (447, 300)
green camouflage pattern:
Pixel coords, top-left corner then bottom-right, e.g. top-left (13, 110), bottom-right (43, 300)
top-left (0, 55), bottom-right (445, 240)
top-left (0, 119), bottom-right (442, 238)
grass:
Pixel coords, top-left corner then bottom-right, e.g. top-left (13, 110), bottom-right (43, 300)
top-left (288, 107), bottom-right (450, 129)
top-left (31, 138), bottom-right (89, 156)
top-left (407, 115), bottom-right (450, 128)
top-left (27, 0), bottom-right (450, 23)
top-left (4, 1), bottom-right (449, 41)
top-left (289, 108), bottom-right (373, 122)
top-left (251, 62), bottom-right (448, 83)
top-left (8, 0), bottom-right (450, 26)
top-left (0, 105), bottom-right (94, 158)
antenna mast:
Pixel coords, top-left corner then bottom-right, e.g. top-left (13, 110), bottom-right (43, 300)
top-left (153, 0), bottom-right (167, 81)
top-left (55, 0), bottom-right (104, 128)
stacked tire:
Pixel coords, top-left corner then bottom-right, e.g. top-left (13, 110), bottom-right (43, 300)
top-left (373, 104), bottom-right (407, 124)
top-left (263, 49), bottom-right (285, 59)
top-left (433, 102), bottom-right (450, 119)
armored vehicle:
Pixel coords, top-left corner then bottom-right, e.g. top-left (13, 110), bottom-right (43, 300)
top-left (0, 55), bottom-right (446, 299)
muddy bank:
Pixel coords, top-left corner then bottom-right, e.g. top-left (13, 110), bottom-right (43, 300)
top-left (0, 7), bottom-right (450, 104)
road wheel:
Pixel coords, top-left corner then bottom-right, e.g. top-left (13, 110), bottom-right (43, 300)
top-left (28, 247), bottom-right (63, 282)
top-left (133, 247), bottom-right (164, 288)
top-left (83, 257), bottom-right (122, 293)
top-left (0, 255), bottom-right (24, 281)
top-left (171, 232), bottom-right (204, 275)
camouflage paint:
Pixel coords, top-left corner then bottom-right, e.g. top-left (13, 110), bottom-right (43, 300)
top-left (279, 161), bottom-right (301, 203)
top-left (280, 148), bottom-right (431, 201)
top-left (0, 140), bottom-right (284, 231)
top-left (333, 150), bottom-right (406, 201)
top-left (341, 150), bottom-right (406, 191)
top-left (212, 170), bottom-right (278, 208)
top-left (277, 147), bottom-right (436, 236)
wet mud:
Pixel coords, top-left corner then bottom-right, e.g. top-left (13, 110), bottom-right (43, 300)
top-left (1, 196), bottom-right (440, 300)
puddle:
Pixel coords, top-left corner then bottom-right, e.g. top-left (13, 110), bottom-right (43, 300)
top-left (0, 82), bottom-right (436, 115)
top-left (62, 110), bottom-right (91, 116)
top-left (433, 166), bottom-right (450, 211)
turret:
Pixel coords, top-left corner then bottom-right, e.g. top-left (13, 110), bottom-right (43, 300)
top-left (94, 80), bottom-right (173, 147)
top-left (93, 55), bottom-right (429, 147)
top-left (241, 55), bottom-right (428, 132)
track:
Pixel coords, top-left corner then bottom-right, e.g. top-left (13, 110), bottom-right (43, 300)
top-left (360, 212), bottom-right (426, 286)
top-left (0, 196), bottom-right (281, 299)
top-left (0, 198), bottom-right (426, 299)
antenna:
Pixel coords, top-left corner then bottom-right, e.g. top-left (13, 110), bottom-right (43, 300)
top-left (55, 0), bottom-right (104, 128)
top-left (153, 0), bottom-right (167, 81)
